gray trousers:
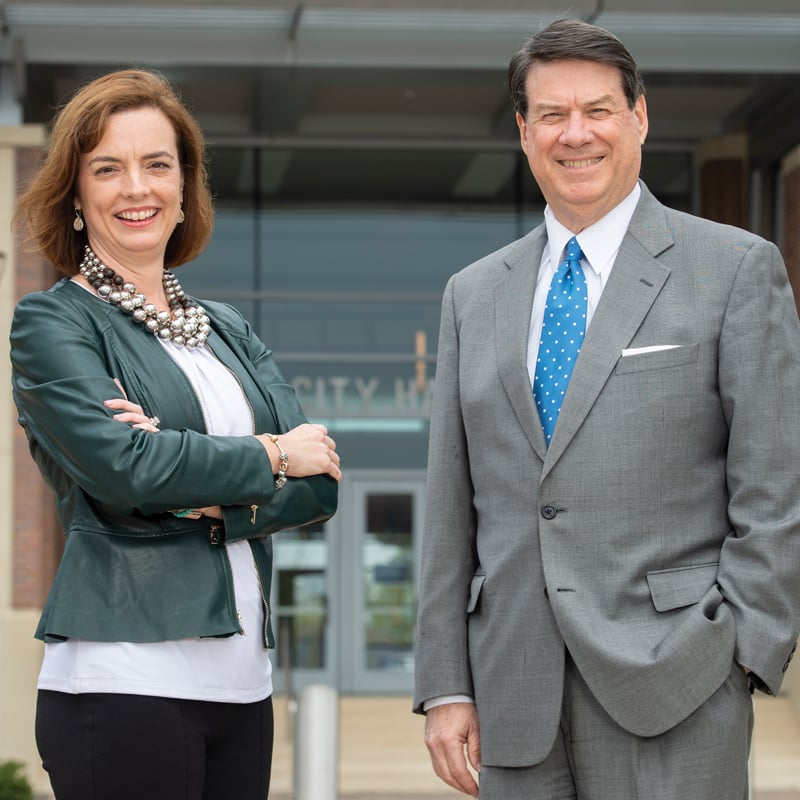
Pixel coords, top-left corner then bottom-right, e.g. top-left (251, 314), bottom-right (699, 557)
top-left (479, 655), bottom-right (753, 800)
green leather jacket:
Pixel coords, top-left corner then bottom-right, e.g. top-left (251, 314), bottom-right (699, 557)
top-left (10, 278), bottom-right (338, 647)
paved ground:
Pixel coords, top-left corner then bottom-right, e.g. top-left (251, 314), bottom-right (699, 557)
top-left (757, 793), bottom-right (800, 800)
top-left (269, 693), bottom-right (800, 799)
top-left (271, 794), bottom-right (800, 799)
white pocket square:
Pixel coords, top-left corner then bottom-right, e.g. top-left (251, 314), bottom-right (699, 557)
top-left (621, 345), bottom-right (681, 357)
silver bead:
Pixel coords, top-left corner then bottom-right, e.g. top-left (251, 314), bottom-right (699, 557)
top-left (79, 245), bottom-right (210, 349)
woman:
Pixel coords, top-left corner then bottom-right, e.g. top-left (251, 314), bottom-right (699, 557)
top-left (11, 69), bottom-right (340, 800)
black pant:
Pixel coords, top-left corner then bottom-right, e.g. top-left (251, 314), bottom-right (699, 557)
top-left (36, 691), bottom-right (274, 800)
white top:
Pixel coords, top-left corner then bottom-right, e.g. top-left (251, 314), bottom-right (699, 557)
top-left (38, 334), bottom-right (273, 703)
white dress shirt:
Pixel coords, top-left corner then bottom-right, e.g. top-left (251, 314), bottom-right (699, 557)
top-left (526, 183), bottom-right (641, 384)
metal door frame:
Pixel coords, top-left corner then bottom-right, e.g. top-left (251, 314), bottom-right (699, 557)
top-left (338, 469), bottom-right (425, 694)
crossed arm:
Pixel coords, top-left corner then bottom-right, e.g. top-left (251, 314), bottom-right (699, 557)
top-left (104, 377), bottom-right (341, 521)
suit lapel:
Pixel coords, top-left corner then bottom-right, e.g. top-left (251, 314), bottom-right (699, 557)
top-left (495, 227), bottom-right (549, 461)
top-left (542, 188), bottom-right (674, 477)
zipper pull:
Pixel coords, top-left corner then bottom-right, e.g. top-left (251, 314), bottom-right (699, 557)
top-left (238, 610), bottom-right (246, 636)
top-left (250, 504), bottom-right (258, 525)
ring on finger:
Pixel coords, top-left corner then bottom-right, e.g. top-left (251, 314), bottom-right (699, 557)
top-left (149, 416), bottom-right (160, 428)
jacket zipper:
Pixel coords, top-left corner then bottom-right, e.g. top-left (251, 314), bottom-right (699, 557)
top-left (167, 350), bottom-right (244, 634)
top-left (204, 341), bottom-right (257, 435)
top-left (225, 543), bottom-right (244, 635)
top-left (205, 342), bottom-right (261, 528)
top-left (208, 523), bottom-right (245, 637)
top-left (204, 342), bottom-right (265, 638)
top-left (250, 543), bottom-right (271, 647)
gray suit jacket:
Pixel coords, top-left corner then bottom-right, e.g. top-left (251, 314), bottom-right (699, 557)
top-left (413, 183), bottom-right (800, 767)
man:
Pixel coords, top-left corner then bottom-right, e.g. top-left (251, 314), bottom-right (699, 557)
top-left (413, 17), bottom-right (800, 799)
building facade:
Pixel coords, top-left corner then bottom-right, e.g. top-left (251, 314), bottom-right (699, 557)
top-left (2, 1), bottom-right (800, 793)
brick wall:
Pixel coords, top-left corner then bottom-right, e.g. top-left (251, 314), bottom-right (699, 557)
top-left (700, 158), bottom-right (747, 230)
top-left (782, 152), bottom-right (800, 314)
top-left (12, 146), bottom-right (62, 609)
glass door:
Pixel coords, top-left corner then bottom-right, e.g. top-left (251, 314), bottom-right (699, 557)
top-left (270, 471), bottom-right (425, 695)
top-left (270, 519), bottom-right (336, 695)
top-left (343, 474), bottom-right (424, 693)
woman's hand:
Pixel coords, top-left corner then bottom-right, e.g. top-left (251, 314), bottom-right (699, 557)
top-left (104, 378), bottom-right (160, 433)
top-left (257, 423), bottom-right (341, 483)
top-left (194, 506), bottom-right (223, 519)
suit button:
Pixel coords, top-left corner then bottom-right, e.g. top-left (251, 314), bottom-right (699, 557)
top-left (541, 505), bottom-right (557, 520)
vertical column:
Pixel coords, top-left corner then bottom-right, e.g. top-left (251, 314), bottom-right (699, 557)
top-left (780, 143), bottom-right (800, 719)
top-left (0, 125), bottom-right (55, 799)
top-left (779, 144), bottom-right (800, 716)
top-left (696, 134), bottom-right (749, 228)
top-left (11, 144), bottom-right (62, 610)
top-left (0, 131), bottom-right (48, 614)
top-left (0, 142), bottom-right (12, 614)
top-left (780, 144), bottom-right (800, 314)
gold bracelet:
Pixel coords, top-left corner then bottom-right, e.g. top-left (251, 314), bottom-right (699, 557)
top-left (268, 434), bottom-right (288, 490)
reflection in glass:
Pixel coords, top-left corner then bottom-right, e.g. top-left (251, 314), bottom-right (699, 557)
top-left (274, 522), bottom-right (327, 671)
top-left (363, 494), bottom-right (415, 672)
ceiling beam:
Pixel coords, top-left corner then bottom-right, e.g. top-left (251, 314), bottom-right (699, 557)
top-left (4, 5), bottom-right (800, 73)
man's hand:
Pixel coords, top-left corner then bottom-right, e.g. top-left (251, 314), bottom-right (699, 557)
top-left (424, 702), bottom-right (481, 797)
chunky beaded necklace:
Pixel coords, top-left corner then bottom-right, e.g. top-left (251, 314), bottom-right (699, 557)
top-left (79, 245), bottom-right (211, 348)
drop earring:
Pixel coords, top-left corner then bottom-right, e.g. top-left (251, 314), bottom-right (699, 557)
top-left (73, 208), bottom-right (84, 232)
top-left (177, 205), bottom-right (185, 224)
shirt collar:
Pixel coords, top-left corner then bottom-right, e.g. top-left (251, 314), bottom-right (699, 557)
top-left (542, 182), bottom-right (641, 277)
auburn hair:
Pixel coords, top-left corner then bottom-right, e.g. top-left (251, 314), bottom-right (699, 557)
top-left (15, 68), bottom-right (214, 275)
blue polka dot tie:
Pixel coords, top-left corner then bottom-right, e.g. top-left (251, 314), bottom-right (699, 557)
top-left (533, 236), bottom-right (588, 446)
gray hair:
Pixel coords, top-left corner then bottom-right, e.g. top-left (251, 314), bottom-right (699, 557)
top-left (508, 18), bottom-right (645, 117)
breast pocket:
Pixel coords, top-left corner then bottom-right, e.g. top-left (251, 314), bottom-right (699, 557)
top-left (615, 342), bottom-right (700, 375)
